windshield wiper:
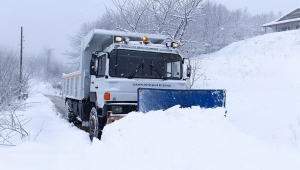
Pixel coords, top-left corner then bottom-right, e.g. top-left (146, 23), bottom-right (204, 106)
top-left (150, 64), bottom-right (167, 80)
top-left (128, 62), bottom-right (144, 79)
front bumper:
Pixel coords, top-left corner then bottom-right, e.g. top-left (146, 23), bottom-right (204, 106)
top-left (104, 102), bottom-right (137, 124)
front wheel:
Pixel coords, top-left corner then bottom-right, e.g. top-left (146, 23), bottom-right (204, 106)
top-left (89, 107), bottom-right (99, 140)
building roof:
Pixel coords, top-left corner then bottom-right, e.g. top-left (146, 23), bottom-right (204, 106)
top-left (263, 7), bottom-right (300, 27)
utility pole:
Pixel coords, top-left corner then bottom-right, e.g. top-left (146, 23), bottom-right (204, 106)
top-left (20, 27), bottom-right (23, 97)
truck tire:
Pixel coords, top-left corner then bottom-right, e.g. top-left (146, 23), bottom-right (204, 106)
top-left (89, 107), bottom-right (99, 140)
top-left (65, 99), bottom-right (75, 123)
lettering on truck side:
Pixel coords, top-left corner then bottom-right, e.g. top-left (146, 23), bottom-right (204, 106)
top-left (133, 83), bottom-right (171, 87)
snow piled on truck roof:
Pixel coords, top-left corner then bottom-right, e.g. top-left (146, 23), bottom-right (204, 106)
top-left (83, 29), bottom-right (166, 51)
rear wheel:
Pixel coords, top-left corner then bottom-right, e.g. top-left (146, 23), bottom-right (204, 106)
top-left (65, 99), bottom-right (74, 122)
top-left (89, 107), bottom-right (99, 140)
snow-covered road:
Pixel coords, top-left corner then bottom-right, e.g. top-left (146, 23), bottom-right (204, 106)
top-left (45, 95), bottom-right (65, 115)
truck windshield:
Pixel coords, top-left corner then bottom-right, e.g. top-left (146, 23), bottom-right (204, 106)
top-left (109, 49), bottom-right (182, 80)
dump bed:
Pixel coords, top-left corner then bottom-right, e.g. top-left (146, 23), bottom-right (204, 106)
top-left (62, 71), bottom-right (89, 100)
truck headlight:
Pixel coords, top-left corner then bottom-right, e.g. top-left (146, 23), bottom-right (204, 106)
top-left (166, 42), bottom-right (179, 48)
top-left (171, 42), bottom-right (178, 48)
top-left (112, 106), bottom-right (123, 114)
top-left (114, 36), bottom-right (123, 42)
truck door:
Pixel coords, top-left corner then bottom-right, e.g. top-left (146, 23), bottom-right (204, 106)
top-left (90, 53), bottom-right (107, 108)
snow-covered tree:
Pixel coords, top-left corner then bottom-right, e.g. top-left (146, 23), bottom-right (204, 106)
top-left (0, 48), bottom-right (36, 146)
top-left (65, 0), bottom-right (280, 71)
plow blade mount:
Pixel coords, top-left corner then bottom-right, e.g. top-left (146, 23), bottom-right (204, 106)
top-left (137, 88), bottom-right (226, 113)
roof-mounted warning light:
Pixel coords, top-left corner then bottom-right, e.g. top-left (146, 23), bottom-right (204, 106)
top-left (141, 36), bottom-right (148, 42)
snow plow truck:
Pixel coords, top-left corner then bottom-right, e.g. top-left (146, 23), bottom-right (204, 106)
top-left (62, 29), bottom-right (226, 139)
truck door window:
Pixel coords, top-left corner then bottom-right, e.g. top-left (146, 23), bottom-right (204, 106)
top-left (101, 55), bottom-right (106, 76)
top-left (97, 54), bottom-right (106, 77)
top-left (94, 58), bottom-right (99, 74)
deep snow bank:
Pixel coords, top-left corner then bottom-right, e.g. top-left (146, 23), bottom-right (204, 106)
top-left (101, 106), bottom-right (299, 169)
top-left (2, 94), bottom-right (299, 170)
top-left (198, 30), bottom-right (300, 147)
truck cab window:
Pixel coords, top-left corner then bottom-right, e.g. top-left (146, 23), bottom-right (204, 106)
top-left (166, 61), bottom-right (180, 78)
top-left (97, 55), bottom-right (106, 77)
top-left (109, 49), bottom-right (182, 80)
top-left (93, 58), bottom-right (99, 74)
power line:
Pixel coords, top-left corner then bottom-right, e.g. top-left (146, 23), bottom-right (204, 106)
top-left (43, 1), bottom-right (109, 53)
top-left (48, 1), bottom-right (104, 30)
top-left (56, 11), bottom-right (102, 31)
top-left (44, 2), bottom-right (107, 45)
top-left (47, 10), bottom-right (102, 44)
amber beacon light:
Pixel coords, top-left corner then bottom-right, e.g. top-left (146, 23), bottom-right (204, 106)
top-left (141, 36), bottom-right (148, 42)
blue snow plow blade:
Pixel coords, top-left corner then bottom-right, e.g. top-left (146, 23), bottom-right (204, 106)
top-left (137, 88), bottom-right (226, 113)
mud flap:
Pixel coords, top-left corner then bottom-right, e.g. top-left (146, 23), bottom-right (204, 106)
top-left (137, 88), bottom-right (226, 113)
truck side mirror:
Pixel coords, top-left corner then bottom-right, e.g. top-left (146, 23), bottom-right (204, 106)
top-left (183, 58), bottom-right (188, 64)
top-left (90, 53), bottom-right (98, 76)
top-left (186, 64), bottom-right (191, 78)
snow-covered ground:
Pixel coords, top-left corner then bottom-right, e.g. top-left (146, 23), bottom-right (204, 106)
top-left (28, 78), bottom-right (61, 96)
top-left (197, 30), bottom-right (300, 148)
top-left (1, 94), bottom-right (299, 170)
top-left (1, 30), bottom-right (300, 169)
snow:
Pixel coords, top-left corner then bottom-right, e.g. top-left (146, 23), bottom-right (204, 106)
top-left (263, 17), bottom-right (300, 27)
top-left (2, 30), bottom-right (300, 169)
top-left (197, 30), bottom-right (300, 148)
top-left (28, 78), bottom-right (61, 96)
top-left (83, 29), bottom-right (166, 53)
top-left (1, 94), bottom-right (299, 169)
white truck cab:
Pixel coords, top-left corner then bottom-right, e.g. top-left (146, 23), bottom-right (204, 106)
top-left (62, 29), bottom-right (190, 139)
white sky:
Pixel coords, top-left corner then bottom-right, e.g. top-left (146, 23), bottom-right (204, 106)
top-left (0, 0), bottom-right (299, 59)
top-left (215, 0), bottom-right (299, 15)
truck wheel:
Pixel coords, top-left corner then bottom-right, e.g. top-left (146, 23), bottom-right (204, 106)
top-left (89, 107), bottom-right (99, 140)
top-left (65, 99), bottom-right (74, 123)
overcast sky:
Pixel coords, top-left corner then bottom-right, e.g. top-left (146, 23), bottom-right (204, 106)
top-left (0, 0), bottom-right (299, 59)
top-left (0, 0), bottom-right (111, 58)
